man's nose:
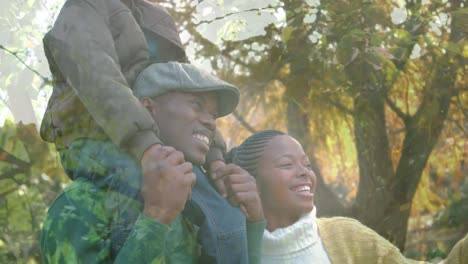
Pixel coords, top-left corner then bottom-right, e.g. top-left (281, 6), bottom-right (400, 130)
top-left (200, 112), bottom-right (216, 131)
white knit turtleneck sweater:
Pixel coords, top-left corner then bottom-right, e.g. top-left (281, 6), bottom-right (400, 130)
top-left (261, 207), bottom-right (331, 264)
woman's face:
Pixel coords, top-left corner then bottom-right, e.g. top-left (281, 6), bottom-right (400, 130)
top-left (256, 135), bottom-right (317, 221)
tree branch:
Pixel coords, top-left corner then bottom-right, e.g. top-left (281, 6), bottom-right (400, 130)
top-left (0, 187), bottom-right (17, 199)
top-left (385, 95), bottom-right (410, 122)
top-left (0, 147), bottom-right (30, 168)
top-left (0, 45), bottom-right (52, 85)
top-left (326, 98), bottom-right (354, 115)
top-left (194, 5), bottom-right (278, 26)
top-left (0, 168), bottom-right (28, 181)
top-left (232, 110), bottom-right (256, 134)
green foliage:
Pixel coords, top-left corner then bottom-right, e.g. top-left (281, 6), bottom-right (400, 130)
top-left (434, 182), bottom-right (468, 229)
top-left (0, 121), bottom-right (68, 263)
top-left (425, 247), bottom-right (446, 261)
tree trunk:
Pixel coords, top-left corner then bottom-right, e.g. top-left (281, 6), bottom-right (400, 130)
top-left (351, 83), bottom-right (403, 246)
top-left (392, 55), bottom-right (457, 249)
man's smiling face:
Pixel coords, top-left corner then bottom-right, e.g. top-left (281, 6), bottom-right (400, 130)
top-left (145, 91), bottom-right (218, 165)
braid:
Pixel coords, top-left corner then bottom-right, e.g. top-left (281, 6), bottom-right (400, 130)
top-left (228, 130), bottom-right (285, 177)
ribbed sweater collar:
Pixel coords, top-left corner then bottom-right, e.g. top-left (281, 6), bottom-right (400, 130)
top-left (262, 208), bottom-right (319, 255)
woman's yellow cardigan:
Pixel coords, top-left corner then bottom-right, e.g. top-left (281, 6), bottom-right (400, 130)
top-left (317, 217), bottom-right (467, 264)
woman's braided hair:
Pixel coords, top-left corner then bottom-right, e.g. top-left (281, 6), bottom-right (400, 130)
top-left (226, 130), bottom-right (285, 177)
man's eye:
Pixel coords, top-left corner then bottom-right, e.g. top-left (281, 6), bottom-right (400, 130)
top-left (210, 113), bottom-right (218, 119)
top-left (191, 100), bottom-right (202, 109)
top-left (305, 163), bottom-right (312, 169)
top-left (279, 164), bottom-right (292, 168)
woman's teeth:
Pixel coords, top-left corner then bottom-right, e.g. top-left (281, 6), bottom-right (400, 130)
top-left (293, 185), bottom-right (311, 193)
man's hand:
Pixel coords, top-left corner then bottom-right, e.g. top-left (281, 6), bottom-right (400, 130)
top-left (140, 144), bottom-right (196, 224)
top-left (214, 164), bottom-right (264, 222)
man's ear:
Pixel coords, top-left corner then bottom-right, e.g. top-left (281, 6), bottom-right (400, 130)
top-left (140, 97), bottom-right (156, 112)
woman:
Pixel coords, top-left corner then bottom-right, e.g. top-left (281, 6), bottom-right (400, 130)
top-left (227, 130), bottom-right (466, 264)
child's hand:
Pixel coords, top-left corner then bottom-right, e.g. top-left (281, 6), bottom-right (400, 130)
top-left (209, 160), bottom-right (228, 197)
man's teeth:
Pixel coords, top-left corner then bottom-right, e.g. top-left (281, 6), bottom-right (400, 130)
top-left (194, 134), bottom-right (210, 145)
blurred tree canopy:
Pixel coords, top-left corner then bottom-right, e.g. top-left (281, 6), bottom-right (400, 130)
top-left (0, 0), bottom-right (466, 262)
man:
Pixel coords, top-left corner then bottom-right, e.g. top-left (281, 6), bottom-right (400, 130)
top-left (135, 63), bottom-right (266, 263)
top-left (41, 62), bottom-right (266, 263)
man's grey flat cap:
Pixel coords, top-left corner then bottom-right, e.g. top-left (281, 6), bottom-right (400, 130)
top-left (134, 62), bottom-right (240, 117)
